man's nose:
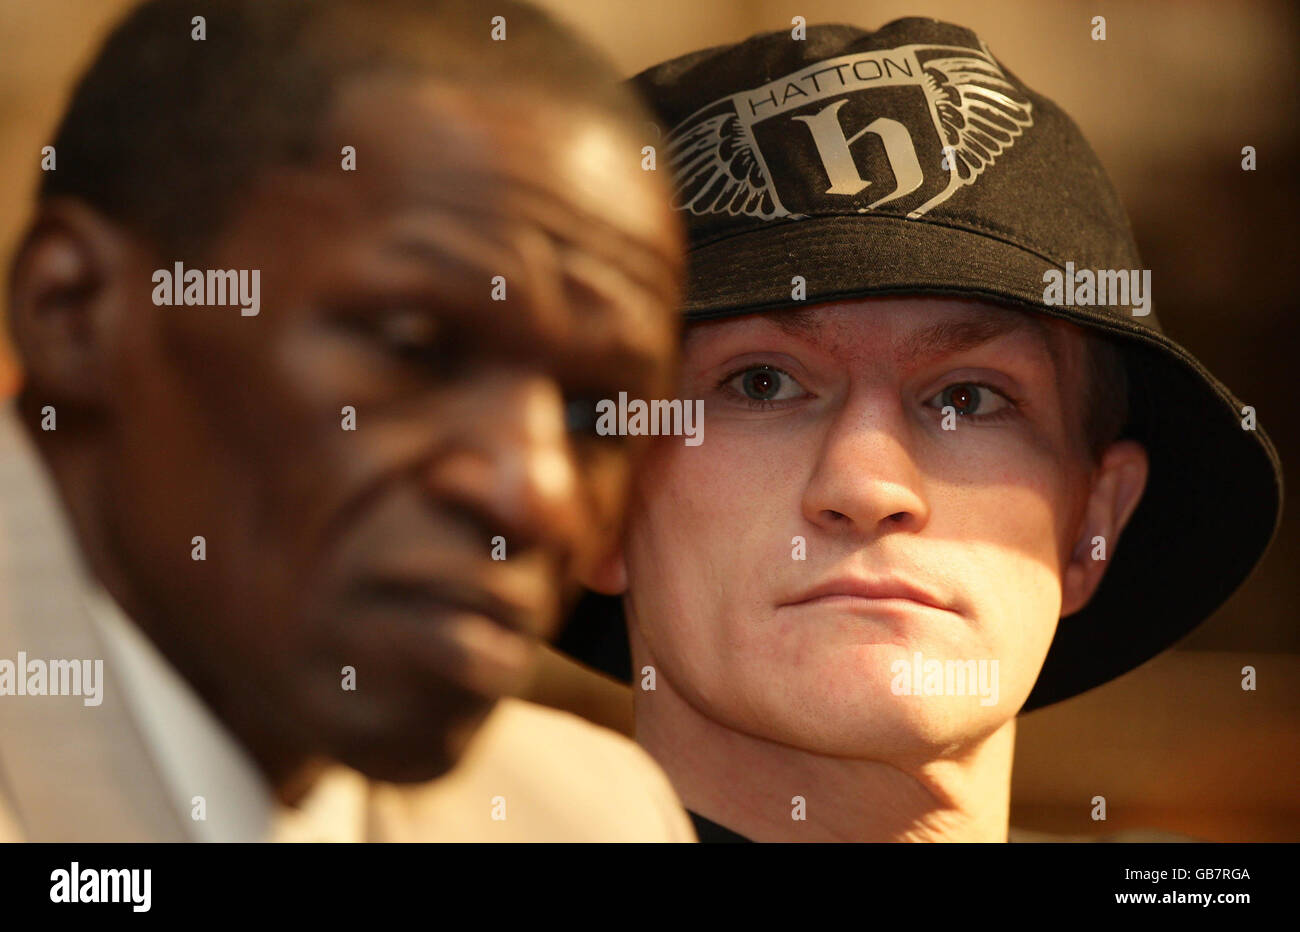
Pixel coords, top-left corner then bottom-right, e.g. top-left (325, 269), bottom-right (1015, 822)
top-left (421, 370), bottom-right (582, 559)
top-left (800, 391), bottom-right (930, 537)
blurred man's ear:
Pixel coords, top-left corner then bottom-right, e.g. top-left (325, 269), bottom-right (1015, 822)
top-left (7, 199), bottom-right (131, 408)
top-left (1060, 438), bottom-right (1149, 617)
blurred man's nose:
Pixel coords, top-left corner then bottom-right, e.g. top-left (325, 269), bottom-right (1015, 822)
top-left (421, 369), bottom-right (583, 560)
top-left (800, 388), bottom-right (930, 538)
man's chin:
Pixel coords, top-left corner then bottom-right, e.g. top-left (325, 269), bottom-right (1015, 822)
top-left (832, 695), bottom-right (1013, 758)
top-left (747, 682), bottom-right (1008, 759)
top-left (327, 696), bottom-right (499, 783)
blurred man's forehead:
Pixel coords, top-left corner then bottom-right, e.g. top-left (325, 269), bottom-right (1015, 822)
top-left (325, 77), bottom-right (681, 290)
top-left (218, 76), bottom-right (681, 374)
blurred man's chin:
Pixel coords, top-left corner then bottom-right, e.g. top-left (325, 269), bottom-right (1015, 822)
top-left (324, 696), bottom-right (499, 783)
top-left (342, 750), bottom-right (459, 784)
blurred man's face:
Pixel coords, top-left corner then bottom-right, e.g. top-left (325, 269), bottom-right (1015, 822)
top-left (74, 79), bottom-right (679, 782)
top-left (622, 298), bottom-right (1123, 762)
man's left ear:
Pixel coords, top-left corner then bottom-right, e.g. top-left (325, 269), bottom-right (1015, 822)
top-left (7, 198), bottom-right (132, 408)
top-left (1061, 439), bottom-right (1149, 617)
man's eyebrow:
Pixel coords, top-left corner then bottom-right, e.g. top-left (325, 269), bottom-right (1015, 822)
top-left (894, 310), bottom-right (1047, 365)
top-left (769, 307), bottom-right (825, 338)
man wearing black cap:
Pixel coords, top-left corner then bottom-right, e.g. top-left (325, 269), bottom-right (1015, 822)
top-left (559, 17), bottom-right (1282, 842)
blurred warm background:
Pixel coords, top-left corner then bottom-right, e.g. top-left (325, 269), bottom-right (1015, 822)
top-left (2, 0), bottom-right (1296, 840)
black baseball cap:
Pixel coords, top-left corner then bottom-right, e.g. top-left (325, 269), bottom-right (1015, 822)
top-left (558, 17), bottom-right (1283, 712)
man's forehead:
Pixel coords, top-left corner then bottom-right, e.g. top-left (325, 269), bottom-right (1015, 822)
top-left (773, 296), bottom-right (1038, 335)
top-left (332, 81), bottom-right (677, 256)
top-left (687, 297), bottom-right (1063, 364)
top-left (306, 79), bottom-right (682, 316)
top-left (691, 295), bottom-right (1086, 374)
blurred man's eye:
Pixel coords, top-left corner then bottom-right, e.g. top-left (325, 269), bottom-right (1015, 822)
top-left (565, 398), bottom-right (602, 435)
top-left (374, 309), bottom-right (440, 355)
top-left (564, 397), bottom-right (624, 444)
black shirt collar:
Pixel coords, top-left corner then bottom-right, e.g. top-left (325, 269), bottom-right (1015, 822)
top-left (689, 810), bottom-right (753, 843)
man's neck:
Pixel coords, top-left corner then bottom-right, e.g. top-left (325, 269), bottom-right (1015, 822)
top-left (633, 661), bottom-right (1015, 843)
top-left (22, 405), bottom-right (321, 806)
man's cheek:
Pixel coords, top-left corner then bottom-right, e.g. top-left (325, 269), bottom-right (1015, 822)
top-left (678, 437), bottom-right (796, 520)
top-left (962, 544), bottom-right (1062, 682)
top-left (941, 477), bottom-right (1064, 560)
top-left (635, 448), bottom-right (722, 533)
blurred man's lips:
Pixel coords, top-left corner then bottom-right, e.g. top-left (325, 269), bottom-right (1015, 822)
top-left (346, 576), bottom-right (543, 699)
top-left (353, 576), bottom-right (541, 636)
top-left (782, 577), bottom-right (955, 615)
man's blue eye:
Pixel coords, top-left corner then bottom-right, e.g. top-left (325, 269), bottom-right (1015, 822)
top-left (726, 365), bottom-right (804, 402)
top-left (944, 383), bottom-right (980, 414)
top-left (743, 368), bottom-right (781, 399)
top-left (933, 383), bottom-right (1010, 416)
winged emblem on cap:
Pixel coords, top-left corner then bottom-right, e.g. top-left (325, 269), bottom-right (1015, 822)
top-left (667, 101), bottom-right (786, 220)
top-left (664, 42), bottom-right (1034, 220)
top-left (920, 51), bottom-right (1034, 185)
